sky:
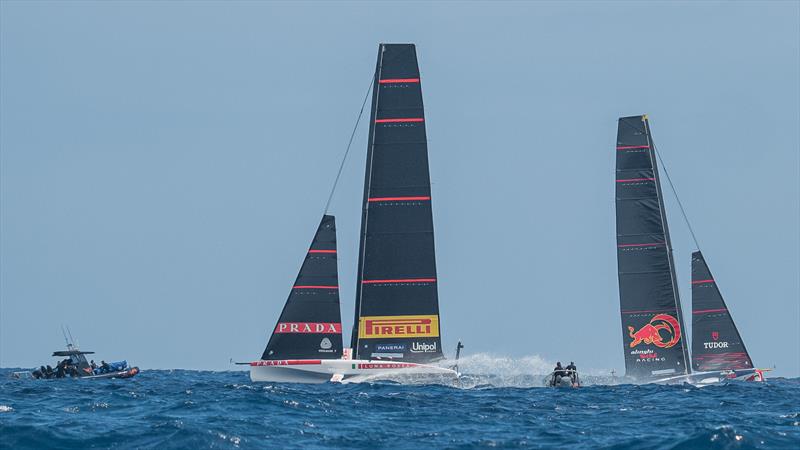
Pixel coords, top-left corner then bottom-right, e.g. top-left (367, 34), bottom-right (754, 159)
top-left (1, 1), bottom-right (798, 376)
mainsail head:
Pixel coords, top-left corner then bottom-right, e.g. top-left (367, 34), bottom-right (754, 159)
top-left (615, 115), bottom-right (690, 380)
top-left (350, 43), bottom-right (443, 363)
top-left (691, 251), bottom-right (754, 371)
top-left (261, 215), bottom-right (343, 360)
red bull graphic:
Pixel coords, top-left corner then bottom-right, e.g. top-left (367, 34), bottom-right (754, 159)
top-left (627, 314), bottom-right (681, 349)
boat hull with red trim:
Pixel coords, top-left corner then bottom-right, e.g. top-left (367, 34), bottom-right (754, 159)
top-left (249, 359), bottom-right (458, 384)
top-left (648, 368), bottom-right (767, 386)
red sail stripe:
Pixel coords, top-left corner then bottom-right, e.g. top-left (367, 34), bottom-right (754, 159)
top-left (375, 118), bottom-right (424, 123)
top-left (622, 309), bottom-right (676, 314)
top-left (693, 308), bottom-right (728, 314)
top-left (308, 250), bottom-right (337, 254)
top-left (379, 78), bottom-right (420, 84)
top-left (616, 178), bottom-right (656, 183)
top-left (691, 279), bottom-right (715, 284)
top-left (362, 278), bottom-right (437, 284)
top-left (617, 243), bottom-right (665, 248)
top-left (368, 196), bottom-right (431, 202)
top-left (616, 145), bottom-right (650, 150)
top-left (292, 285), bottom-right (339, 289)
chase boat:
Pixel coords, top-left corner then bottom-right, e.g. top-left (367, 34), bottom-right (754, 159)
top-left (14, 332), bottom-right (139, 380)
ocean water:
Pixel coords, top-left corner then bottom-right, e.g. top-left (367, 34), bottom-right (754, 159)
top-left (1, 361), bottom-right (798, 449)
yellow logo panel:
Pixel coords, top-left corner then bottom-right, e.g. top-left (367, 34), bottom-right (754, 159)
top-left (358, 315), bottom-right (439, 339)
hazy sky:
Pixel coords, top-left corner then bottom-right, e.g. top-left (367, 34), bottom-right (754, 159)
top-left (2, 1), bottom-right (798, 376)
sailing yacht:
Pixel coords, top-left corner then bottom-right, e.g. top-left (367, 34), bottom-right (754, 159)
top-left (614, 115), bottom-right (764, 385)
top-left (249, 44), bottom-right (458, 384)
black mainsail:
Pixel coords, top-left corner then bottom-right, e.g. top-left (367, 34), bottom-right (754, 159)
top-left (615, 115), bottom-right (690, 379)
top-left (350, 43), bottom-right (443, 362)
top-left (691, 251), bottom-right (754, 371)
top-left (261, 215), bottom-right (343, 360)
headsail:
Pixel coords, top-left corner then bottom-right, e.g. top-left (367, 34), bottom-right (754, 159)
top-left (261, 215), bottom-right (343, 360)
top-left (350, 43), bottom-right (443, 362)
top-left (691, 251), bottom-right (754, 371)
top-left (615, 115), bottom-right (690, 379)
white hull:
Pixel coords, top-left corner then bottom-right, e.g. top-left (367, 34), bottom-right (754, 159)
top-left (651, 368), bottom-right (766, 386)
top-left (249, 359), bottom-right (458, 384)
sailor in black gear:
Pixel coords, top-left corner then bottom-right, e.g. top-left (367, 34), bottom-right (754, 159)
top-left (553, 362), bottom-right (565, 385)
top-left (566, 362), bottom-right (577, 384)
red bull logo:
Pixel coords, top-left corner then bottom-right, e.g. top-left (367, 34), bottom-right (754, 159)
top-left (628, 314), bottom-right (681, 349)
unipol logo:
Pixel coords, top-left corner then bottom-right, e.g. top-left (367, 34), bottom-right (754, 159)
top-left (410, 341), bottom-right (437, 353)
top-left (275, 322), bottom-right (342, 334)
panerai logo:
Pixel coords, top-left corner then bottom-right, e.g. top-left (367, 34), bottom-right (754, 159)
top-left (410, 341), bottom-right (437, 353)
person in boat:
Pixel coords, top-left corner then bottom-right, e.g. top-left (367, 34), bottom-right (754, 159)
top-left (55, 360), bottom-right (66, 378)
top-left (566, 361), bottom-right (577, 384)
top-left (100, 360), bottom-right (111, 374)
top-left (552, 362), bottom-right (566, 385)
top-left (90, 360), bottom-right (97, 371)
top-left (45, 365), bottom-right (54, 379)
top-left (32, 366), bottom-right (44, 379)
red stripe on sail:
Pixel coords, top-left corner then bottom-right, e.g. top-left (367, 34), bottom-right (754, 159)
top-left (379, 78), bottom-right (420, 84)
top-left (617, 243), bottom-right (665, 248)
top-left (616, 178), bottom-right (655, 183)
top-left (362, 278), bottom-right (437, 284)
top-left (693, 308), bottom-right (728, 314)
top-left (616, 145), bottom-right (650, 150)
top-left (622, 309), bottom-right (676, 315)
top-left (308, 250), bottom-right (336, 254)
top-left (368, 196), bottom-right (431, 202)
top-left (375, 118), bottom-right (424, 123)
top-left (292, 285), bottom-right (339, 289)
top-left (691, 279), bottom-right (715, 284)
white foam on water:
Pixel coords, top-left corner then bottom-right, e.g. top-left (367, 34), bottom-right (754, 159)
top-left (0, 405), bottom-right (13, 413)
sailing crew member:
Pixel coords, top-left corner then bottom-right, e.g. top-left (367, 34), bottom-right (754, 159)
top-left (100, 360), bottom-right (111, 373)
top-left (553, 362), bottom-right (565, 385)
top-left (90, 360), bottom-right (97, 371)
top-left (566, 362), bottom-right (577, 384)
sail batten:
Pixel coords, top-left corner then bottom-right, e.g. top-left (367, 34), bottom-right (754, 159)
top-left (615, 115), bottom-right (690, 380)
top-left (261, 215), bottom-right (343, 360)
top-left (691, 251), bottom-right (754, 371)
top-left (351, 43), bottom-right (443, 362)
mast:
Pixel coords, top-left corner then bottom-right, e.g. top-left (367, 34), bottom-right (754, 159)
top-left (351, 43), bottom-right (443, 362)
top-left (691, 251), bottom-right (754, 371)
top-left (615, 115), bottom-right (690, 379)
top-left (261, 215), bottom-right (343, 360)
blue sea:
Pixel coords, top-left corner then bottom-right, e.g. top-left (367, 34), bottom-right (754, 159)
top-left (1, 367), bottom-right (798, 449)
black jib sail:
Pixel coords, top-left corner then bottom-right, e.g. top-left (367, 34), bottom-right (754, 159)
top-left (350, 43), bottom-right (443, 363)
top-left (691, 251), bottom-right (754, 371)
top-left (261, 215), bottom-right (343, 360)
top-left (615, 115), bottom-right (691, 380)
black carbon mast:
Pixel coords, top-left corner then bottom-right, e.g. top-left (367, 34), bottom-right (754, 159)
top-left (350, 44), bottom-right (443, 362)
top-left (261, 215), bottom-right (343, 360)
top-left (691, 251), bottom-right (754, 371)
top-left (615, 115), bottom-right (691, 380)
